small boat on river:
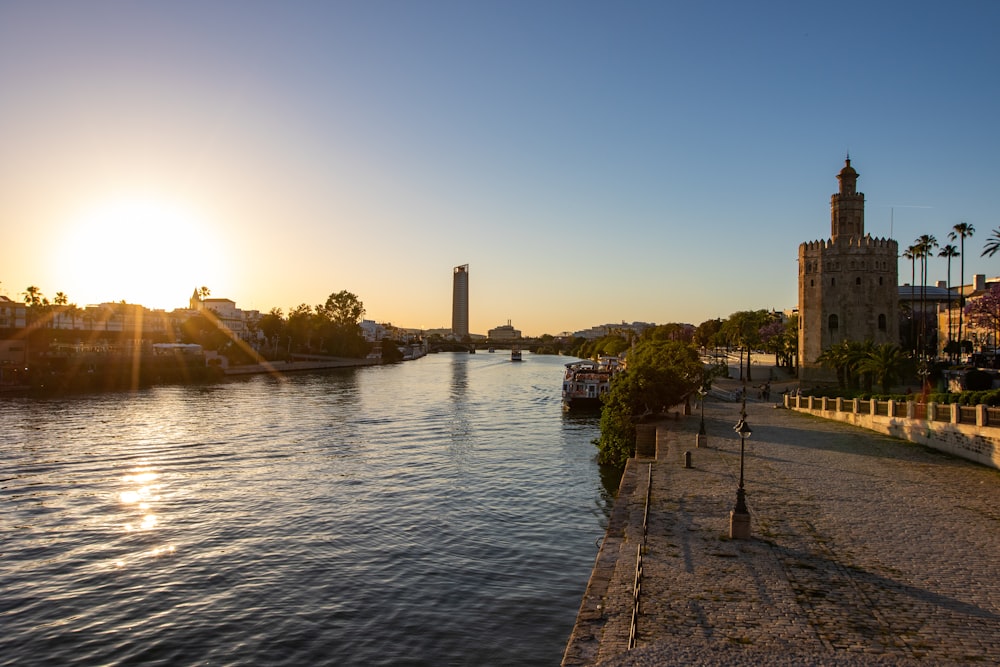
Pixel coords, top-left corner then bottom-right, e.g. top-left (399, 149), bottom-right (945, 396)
top-left (561, 356), bottom-right (622, 411)
top-left (511, 346), bottom-right (522, 362)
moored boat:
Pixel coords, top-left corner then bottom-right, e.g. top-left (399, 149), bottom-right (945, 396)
top-left (561, 356), bottom-right (621, 410)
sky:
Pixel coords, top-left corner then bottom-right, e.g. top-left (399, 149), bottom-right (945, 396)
top-left (2, 1), bottom-right (999, 337)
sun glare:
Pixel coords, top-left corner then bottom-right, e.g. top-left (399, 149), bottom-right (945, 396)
top-left (51, 197), bottom-right (230, 309)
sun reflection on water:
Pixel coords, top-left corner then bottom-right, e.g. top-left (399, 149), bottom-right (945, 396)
top-left (114, 466), bottom-right (175, 568)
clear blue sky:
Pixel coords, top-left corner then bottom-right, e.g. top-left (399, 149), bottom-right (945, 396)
top-left (2, 1), bottom-right (998, 336)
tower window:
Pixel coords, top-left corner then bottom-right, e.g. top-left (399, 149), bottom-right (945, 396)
top-left (856, 277), bottom-right (861, 286)
top-left (810, 279), bottom-right (814, 287)
top-left (831, 277), bottom-right (836, 286)
top-left (879, 276), bottom-right (883, 285)
top-left (828, 314), bottom-right (839, 331)
top-left (878, 314), bottom-right (887, 331)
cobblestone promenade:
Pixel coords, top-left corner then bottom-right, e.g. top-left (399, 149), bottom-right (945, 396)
top-left (563, 391), bottom-right (1000, 666)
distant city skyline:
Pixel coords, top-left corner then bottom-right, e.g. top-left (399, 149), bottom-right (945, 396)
top-left (2, 3), bottom-right (999, 337)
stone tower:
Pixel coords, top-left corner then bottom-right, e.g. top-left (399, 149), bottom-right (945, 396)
top-left (798, 159), bottom-right (899, 383)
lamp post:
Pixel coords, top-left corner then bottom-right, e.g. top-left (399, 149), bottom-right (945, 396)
top-left (696, 386), bottom-right (707, 448)
top-left (729, 397), bottom-right (752, 539)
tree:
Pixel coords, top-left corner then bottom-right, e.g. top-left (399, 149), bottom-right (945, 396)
top-left (902, 245), bottom-right (917, 354)
top-left (949, 222), bottom-right (975, 354)
top-left (965, 284), bottom-right (1000, 353)
top-left (720, 310), bottom-right (769, 382)
top-left (816, 341), bottom-right (852, 389)
top-left (595, 340), bottom-right (702, 466)
top-left (939, 244), bottom-right (959, 356)
top-left (982, 227), bottom-right (1000, 258)
top-left (22, 285), bottom-right (44, 308)
top-left (694, 318), bottom-right (723, 350)
top-left (758, 319), bottom-right (786, 367)
top-left (260, 307), bottom-right (285, 354)
top-left (287, 304), bottom-right (314, 352)
top-left (913, 234), bottom-right (938, 358)
top-left (783, 314), bottom-right (799, 371)
top-left (857, 343), bottom-right (906, 394)
top-left (323, 290), bottom-right (365, 328)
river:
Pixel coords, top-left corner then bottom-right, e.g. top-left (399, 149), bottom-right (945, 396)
top-left (1, 352), bottom-right (613, 666)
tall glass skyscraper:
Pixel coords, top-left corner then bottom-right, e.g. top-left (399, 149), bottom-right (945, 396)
top-left (452, 264), bottom-right (469, 338)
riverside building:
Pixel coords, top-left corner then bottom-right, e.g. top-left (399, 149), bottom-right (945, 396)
top-left (798, 159), bottom-right (899, 383)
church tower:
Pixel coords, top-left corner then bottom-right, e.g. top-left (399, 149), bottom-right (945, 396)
top-left (798, 159), bottom-right (899, 383)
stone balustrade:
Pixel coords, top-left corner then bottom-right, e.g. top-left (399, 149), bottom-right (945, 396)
top-left (785, 394), bottom-right (1000, 470)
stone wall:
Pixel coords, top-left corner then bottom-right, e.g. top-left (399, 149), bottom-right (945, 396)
top-left (785, 395), bottom-right (1000, 470)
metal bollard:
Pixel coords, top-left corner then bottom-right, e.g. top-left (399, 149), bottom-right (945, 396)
top-left (684, 451), bottom-right (692, 468)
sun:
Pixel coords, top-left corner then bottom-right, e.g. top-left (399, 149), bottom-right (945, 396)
top-left (51, 196), bottom-right (230, 310)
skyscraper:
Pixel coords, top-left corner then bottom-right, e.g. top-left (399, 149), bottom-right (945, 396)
top-left (452, 264), bottom-right (469, 338)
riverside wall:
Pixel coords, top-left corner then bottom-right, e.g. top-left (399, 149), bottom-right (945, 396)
top-left (785, 394), bottom-right (1000, 470)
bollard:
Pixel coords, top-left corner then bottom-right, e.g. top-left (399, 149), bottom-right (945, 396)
top-left (684, 451), bottom-right (692, 468)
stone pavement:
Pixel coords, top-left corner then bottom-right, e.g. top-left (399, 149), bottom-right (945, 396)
top-left (563, 393), bottom-right (1000, 666)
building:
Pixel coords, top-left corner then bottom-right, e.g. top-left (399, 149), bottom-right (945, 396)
top-left (798, 159), bottom-right (899, 382)
top-left (189, 290), bottom-right (260, 343)
top-left (0, 296), bottom-right (26, 329)
top-left (488, 321), bottom-right (521, 341)
top-left (572, 321), bottom-right (654, 341)
top-left (936, 274), bottom-right (999, 356)
top-left (452, 264), bottom-right (469, 338)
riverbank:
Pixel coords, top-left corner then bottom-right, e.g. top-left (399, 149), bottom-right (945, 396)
top-left (563, 388), bottom-right (1000, 665)
top-left (223, 357), bottom-right (378, 375)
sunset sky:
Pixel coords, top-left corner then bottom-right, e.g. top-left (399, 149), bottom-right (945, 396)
top-left (2, 1), bottom-right (998, 336)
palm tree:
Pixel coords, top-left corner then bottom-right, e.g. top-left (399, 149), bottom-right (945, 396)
top-left (22, 285), bottom-right (43, 308)
top-left (817, 341), bottom-right (854, 389)
top-left (914, 234), bottom-right (938, 358)
top-left (858, 343), bottom-right (906, 394)
top-left (902, 245), bottom-right (917, 354)
top-left (939, 244), bottom-right (959, 357)
top-left (982, 227), bottom-right (1000, 258)
top-left (949, 222), bottom-right (975, 356)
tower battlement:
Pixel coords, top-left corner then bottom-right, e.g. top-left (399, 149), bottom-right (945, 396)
top-left (800, 236), bottom-right (897, 253)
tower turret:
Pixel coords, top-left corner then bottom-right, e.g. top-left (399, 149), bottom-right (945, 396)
top-left (831, 158), bottom-right (865, 241)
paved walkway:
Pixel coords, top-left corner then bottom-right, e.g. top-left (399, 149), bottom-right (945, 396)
top-left (563, 391), bottom-right (1000, 666)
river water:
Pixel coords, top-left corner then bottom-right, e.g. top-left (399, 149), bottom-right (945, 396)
top-left (1, 352), bottom-right (612, 666)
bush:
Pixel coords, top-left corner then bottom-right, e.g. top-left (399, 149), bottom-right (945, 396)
top-left (965, 369), bottom-right (993, 391)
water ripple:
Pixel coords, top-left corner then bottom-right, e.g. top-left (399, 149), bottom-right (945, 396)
top-left (0, 353), bottom-right (607, 667)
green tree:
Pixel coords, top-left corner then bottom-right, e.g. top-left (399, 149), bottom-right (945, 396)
top-left (318, 291), bottom-right (367, 357)
top-left (721, 310), bottom-right (769, 382)
top-left (694, 318), bottom-right (723, 350)
top-left (949, 222), bottom-right (975, 353)
top-left (287, 304), bottom-right (315, 352)
top-left (816, 341), bottom-right (852, 389)
top-left (913, 234), bottom-right (938, 357)
top-left (595, 340), bottom-right (702, 466)
top-left (857, 343), bottom-right (906, 394)
top-left (902, 245), bottom-right (917, 354)
top-left (981, 227), bottom-right (1000, 258)
top-left (939, 243), bottom-right (959, 355)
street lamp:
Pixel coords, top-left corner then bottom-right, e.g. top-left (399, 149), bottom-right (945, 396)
top-left (696, 385), bottom-right (707, 448)
top-left (729, 398), bottom-right (752, 539)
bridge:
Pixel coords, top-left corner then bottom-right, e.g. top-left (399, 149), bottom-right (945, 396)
top-left (426, 341), bottom-right (527, 354)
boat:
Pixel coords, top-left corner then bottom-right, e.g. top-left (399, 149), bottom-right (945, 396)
top-left (561, 356), bottom-right (622, 411)
top-left (511, 346), bottom-right (522, 362)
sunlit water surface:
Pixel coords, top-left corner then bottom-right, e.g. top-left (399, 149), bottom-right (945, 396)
top-left (1, 352), bottom-right (611, 666)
